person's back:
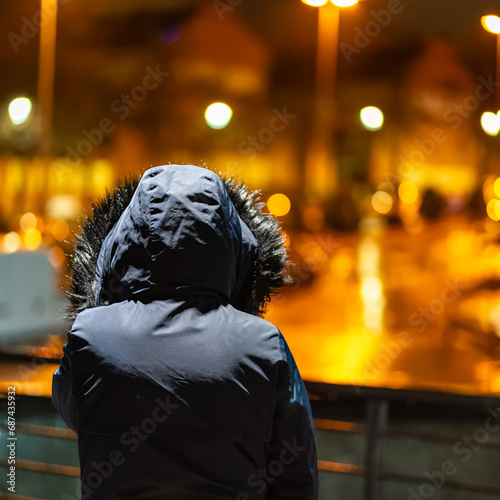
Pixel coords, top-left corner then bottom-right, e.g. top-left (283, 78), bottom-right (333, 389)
top-left (53, 164), bottom-right (318, 499)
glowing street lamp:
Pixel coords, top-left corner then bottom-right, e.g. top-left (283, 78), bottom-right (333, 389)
top-left (204, 102), bottom-right (233, 129)
top-left (8, 97), bottom-right (32, 125)
top-left (301, 0), bottom-right (328, 5)
top-left (481, 111), bottom-right (500, 136)
top-left (302, 0), bottom-right (359, 200)
top-left (482, 15), bottom-right (500, 35)
top-left (301, 0), bottom-right (358, 5)
top-left (360, 106), bottom-right (384, 131)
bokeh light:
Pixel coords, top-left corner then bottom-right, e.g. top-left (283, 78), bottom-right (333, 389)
top-left (360, 106), bottom-right (384, 131)
top-left (45, 195), bottom-right (81, 219)
top-left (20, 212), bottom-right (37, 231)
top-left (487, 199), bottom-right (500, 221)
top-left (51, 219), bottom-right (70, 241)
top-left (480, 111), bottom-right (500, 136)
top-left (2, 232), bottom-right (21, 253)
top-left (358, 237), bottom-right (385, 334)
top-left (8, 97), bottom-right (32, 125)
top-left (494, 178), bottom-right (500, 199)
top-left (371, 191), bottom-right (393, 214)
top-left (361, 276), bottom-right (383, 303)
top-left (398, 181), bottom-right (419, 204)
top-left (204, 102), bottom-right (233, 129)
top-left (24, 229), bottom-right (42, 250)
top-left (267, 193), bottom-right (291, 216)
top-left (48, 246), bottom-right (66, 267)
top-left (282, 232), bottom-right (291, 248)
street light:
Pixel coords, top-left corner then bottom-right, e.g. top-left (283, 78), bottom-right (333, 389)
top-left (360, 106), bottom-right (384, 131)
top-left (481, 111), bottom-right (500, 136)
top-left (482, 15), bottom-right (500, 34)
top-left (301, 0), bottom-right (358, 5)
top-left (204, 102), bottom-right (233, 129)
top-left (302, 0), bottom-right (359, 201)
top-left (301, 0), bottom-right (328, 6)
top-left (8, 97), bottom-right (32, 126)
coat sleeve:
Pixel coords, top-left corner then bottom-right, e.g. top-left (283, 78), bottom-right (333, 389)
top-left (266, 331), bottom-right (319, 500)
top-left (52, 335), bottom-right (78, 432)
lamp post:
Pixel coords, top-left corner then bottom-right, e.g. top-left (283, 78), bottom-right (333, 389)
top-left (37, 0), bottom-right (58, 156)
top-left (301, 0), bottom-right (358, 202)
top-left (481, 15), bottom-right (500, 107)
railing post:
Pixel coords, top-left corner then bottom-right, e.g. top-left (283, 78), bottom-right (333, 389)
top-left (364, 397), bottom-right (388, 500)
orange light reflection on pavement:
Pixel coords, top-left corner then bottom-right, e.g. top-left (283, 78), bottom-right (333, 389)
top-left (267, 217), bottom-right (500, 396)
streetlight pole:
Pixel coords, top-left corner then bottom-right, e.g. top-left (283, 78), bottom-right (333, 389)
top-left (481, 15), bottom-right (500, 107)
top-left (37, 0), bottom-right (58, 156)
top-left (302, 0), bottom-right (358, 202)
top-left (305, 3), bottom-right (340, 201)
top-left (497, 34), bottom-right (500, 107)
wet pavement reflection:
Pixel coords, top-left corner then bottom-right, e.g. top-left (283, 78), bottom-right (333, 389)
top-left (267, 215), bottom-right (500, 396)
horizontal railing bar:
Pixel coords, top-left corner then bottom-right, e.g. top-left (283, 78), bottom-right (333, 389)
top-left (314, 418), bottom-right (366, 433)
top-left (0, 458), bottom-right (79, 477)
top-left (382, 471), bottom-right (500, 495)
top-left (318, 459), bottom-right (365, 476)
top-left (0, 422), bottom-right (77, 439)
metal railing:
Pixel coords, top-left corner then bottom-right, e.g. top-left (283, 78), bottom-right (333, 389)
top-left (2, 385), bottom-right (500, 499)
top-left (307, 382), bottom-right (500, 499)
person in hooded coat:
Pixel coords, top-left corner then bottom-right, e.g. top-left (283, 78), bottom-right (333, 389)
top-left (52, 164), bottom-right (319, 500)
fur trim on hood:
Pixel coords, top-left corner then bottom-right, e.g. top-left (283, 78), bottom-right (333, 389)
top-left (66, 166), bottom-right (288, 320)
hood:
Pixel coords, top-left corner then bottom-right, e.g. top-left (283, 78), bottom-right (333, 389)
top-left (67, 164), bottom-right (288, 319)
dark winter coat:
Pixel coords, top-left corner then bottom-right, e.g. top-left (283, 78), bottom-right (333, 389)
top-left (52, 164), bottom-right (319, 499)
